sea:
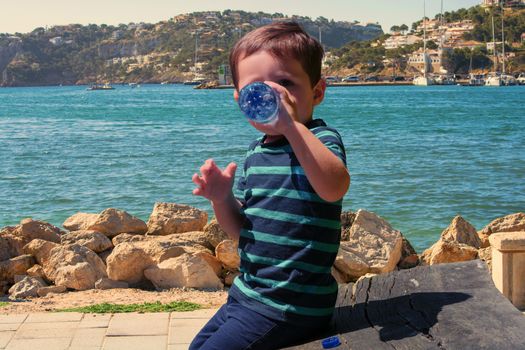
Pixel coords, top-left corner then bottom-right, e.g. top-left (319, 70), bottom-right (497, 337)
top-left (0, 84), bottom-right (523, 252)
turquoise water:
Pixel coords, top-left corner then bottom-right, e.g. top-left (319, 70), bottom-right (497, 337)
top-left (0, 84), bottom-right (523, 251)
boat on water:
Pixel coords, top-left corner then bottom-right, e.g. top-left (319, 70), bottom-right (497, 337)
top-left (434, 75), bottom-right (456, 85)
top-left (468, 73), bottom-right (485, 86)
top-left (183, 80), bottom-right (204, 86)
top-left (517, 73), bottom-right (525, 85)
top-left (129, 83), bottom-right (140, 88)
top-left (413, 0), bottom-right (434, 86)
top-left (87, 83), bottom-right (114, 91)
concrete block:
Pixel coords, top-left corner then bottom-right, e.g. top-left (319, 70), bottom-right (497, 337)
top-left (70, 327), bottom-right (106, 348)
top-left (0, 331), bottom-right (15, 349)
top-left (103, 335), bottom-right (167, 350)
top-left (5, 337), bottom-right (71, 350)
top-left (78, 313), bottom-right (112, 328)
top-left (106, 313), bottom-right (169, 336)
top-left (490, 231), bottom-right (525, 310)
top-left (0, 314), bottom-right (28, 324)
top-left (25, 312), bottom-right (83, 323)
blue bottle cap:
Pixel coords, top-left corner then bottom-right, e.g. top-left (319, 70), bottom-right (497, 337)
top-left (321, 336), bottom-right (341, 349)
top-left (238, 82), bottom-right (279, 124)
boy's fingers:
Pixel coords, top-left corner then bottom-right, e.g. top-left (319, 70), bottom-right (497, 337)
top-left (201, 159), bottom-right (216, 177)
top-left (192, 173), bottom-right (206, 187)
top-left (192, 187), bottom-right (203, 196)
top-left (224, 162), bottom-right (237, 178)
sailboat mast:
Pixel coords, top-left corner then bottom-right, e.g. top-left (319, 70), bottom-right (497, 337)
top-left (501, 4), bottom-right (505, 74)
top-left (491, 14), bottom-right (497, 73)
top-left (423, 0), bottom-right (427, 77)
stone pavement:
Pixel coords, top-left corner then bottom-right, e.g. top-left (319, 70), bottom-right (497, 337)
top-left (0, 308), bottom-right (218, 350)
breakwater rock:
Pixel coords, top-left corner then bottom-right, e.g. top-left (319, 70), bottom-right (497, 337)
top-left (1, 204), bottom-right (524, 299)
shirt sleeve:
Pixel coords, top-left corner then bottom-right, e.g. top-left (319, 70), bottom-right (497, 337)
top-left (312, 127), bottom-right (347, 167)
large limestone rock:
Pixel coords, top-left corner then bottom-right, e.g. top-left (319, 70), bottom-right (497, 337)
top-left (203, 219), bottom-right (230, 248)
top-left (43, 244), bottom-right (108, 291)
top-left (420, 216), bottom-right (482, 266)
top-left (340, 210), bottom-right (357, 241)
top-left (63, 213), bottom-right (99, 231)
top-left (146, 202), bottom-right (208, 235)
top-left (420, 240), bottom-right (478, 265)
top-left (61, 230), bottom-right (113, 253)
top-left (95, 278), bottom-right (129, 290)
top-left (0, 234), bottom-right (15, 261)
top-left (3, 219), bottom-right (63, 256)
top-left (27, 264), bottom-right (49, 282)
top-left (8, 276), bottom-right (46, 299)
top-left (398, 237), bottom-right (419, 269)
top-left (144, 253), bottom-right (223, 290)
top-left (23, 239), bottom-right (59, 265)
top-left (215, 240), bottom-right (240, 270)
top-left (89, 208), bottom-right (148, 237)
top-left (441, 215), bottom-right (481, 249)
top-left (334, 210), bottom-right (403, 281)
top-left (196, 252), bottom-right (223, 277)
top-left (334, 248), bottom-right (370, 282)
top-left (37, 285), bottom-right (67, 297)
top-left (16, 218), bottom-right (63, 243)
top-left (63, 209), bottom-right (147, 238)
top-left (0, 255), bottom-right (35, 283)
top-left (112, 233), bottom-right (147, 246)
top-left (478, 213), bottom-right (525, 248)
top-left (106, 239), bottom-right (187, 285)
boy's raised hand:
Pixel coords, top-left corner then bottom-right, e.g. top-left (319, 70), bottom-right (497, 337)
top-left (192, 159), bottom-right (237, 204)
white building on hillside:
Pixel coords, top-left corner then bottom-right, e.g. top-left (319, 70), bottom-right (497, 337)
top-left (384, 35), bottom-right (422, 49)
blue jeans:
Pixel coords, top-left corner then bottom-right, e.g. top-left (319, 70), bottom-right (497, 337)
top-left (189, 296), bottom-right (327, 350)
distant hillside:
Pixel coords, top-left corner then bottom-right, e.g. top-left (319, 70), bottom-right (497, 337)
top-left (0, 10), bottom-right (383, 87)
top-left (327, 6), bottom-right (525, 77)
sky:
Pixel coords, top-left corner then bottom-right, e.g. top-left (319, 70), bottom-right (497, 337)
top-left (1, 0), bottom-right (481, 34)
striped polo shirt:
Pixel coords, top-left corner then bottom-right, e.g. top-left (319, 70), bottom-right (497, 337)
top-left (229, 118), bottom-right (347, 326)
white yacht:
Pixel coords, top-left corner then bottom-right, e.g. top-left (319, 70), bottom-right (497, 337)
top-left (485, 73), bottom-right (502, 86)
top-left (413, 1), bottom-right (434, 86)
top-left (517, 73), bottom-right (525, 85)
top-left (468, 73), bottom-right (485, 86)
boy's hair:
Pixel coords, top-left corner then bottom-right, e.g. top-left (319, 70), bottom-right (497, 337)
top-left (229, 21), bottom-right (324, 89)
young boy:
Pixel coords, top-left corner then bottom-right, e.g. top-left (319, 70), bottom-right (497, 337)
top-left (190, 21), bottom-right (350, 349)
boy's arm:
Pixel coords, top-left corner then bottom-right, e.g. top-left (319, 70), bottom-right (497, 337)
top-left (210, 193), bottom-right (244, 241)
top-left (192, 159), bottom-right (244, 241)
top-left (285, 122), bottom-right (350, 202)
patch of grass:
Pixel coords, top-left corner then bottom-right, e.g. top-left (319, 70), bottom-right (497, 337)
top-left (58, 301), bottom-right (201, 313)
top-left (0, 302), bottom-right (9, 308)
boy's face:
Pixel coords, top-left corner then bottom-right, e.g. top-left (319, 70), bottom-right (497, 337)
top-left (234, 50), bottom-right (325, 129)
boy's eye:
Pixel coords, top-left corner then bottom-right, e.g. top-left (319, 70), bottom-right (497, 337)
top-left (278, 79), bottom-right (294, 87)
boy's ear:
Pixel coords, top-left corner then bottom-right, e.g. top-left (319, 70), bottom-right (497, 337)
top-left (233, 89), bottom-right (239, 102)
top-left (312, 78), bottom-right (326, 106)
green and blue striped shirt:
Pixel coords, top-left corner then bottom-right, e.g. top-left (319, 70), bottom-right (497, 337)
top-left (229, 118), bottom-right (347, 326)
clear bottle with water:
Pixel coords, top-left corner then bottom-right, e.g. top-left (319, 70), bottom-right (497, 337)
top-left (238, 82), bottom-right (280, 124)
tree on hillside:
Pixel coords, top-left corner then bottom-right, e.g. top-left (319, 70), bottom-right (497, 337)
top-left (390, 25), bottom-right (401, 33)
top-left (400, 24), bottom-right (409, 34)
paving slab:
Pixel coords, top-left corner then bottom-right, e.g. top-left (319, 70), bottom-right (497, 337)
top-left (103, 335), bottom-right (167, 350)
top-left (14, 326), bottom-right (77, 339)
top-left (78, 314), bottom-right (112, 328)
top-left (25, 312), bottom-right (83, 323)
top-left (17, 320), bottom-right (80, 330)
top-left (0, 324), bottom-right (19, 332)
top-left (0, 331), bottom-right (16, 349)
top-left (106, 312), bottom-right (170, 336)
top-left (170, 308), bottom-right (218, 319)
top-left (0, 314), bottom-right (28, 324)
top-left (5, 337), bottom-right (71, 350)
top-left (70, 327), bottom-right (107, 348)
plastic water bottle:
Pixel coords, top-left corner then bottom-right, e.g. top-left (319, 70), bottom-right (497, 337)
top-left (238, 82), bottom-right (280, 124)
